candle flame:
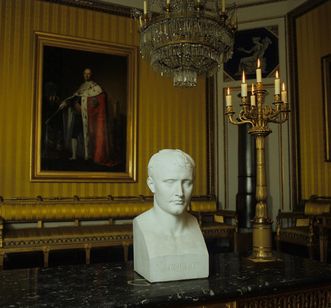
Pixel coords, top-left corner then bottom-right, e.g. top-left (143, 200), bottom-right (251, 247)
top-left (242, 71), bottom-right (246, 83)
top-left (227, 87), bottom-right (230, 95)
top-left (251, 83), bottom-right (254, 93)
top-left (276, 70), bottom-right (279, 79)
top-left (282, 82), bottom-right (286, 91)
top-left (257, 58), bottom-right (261, 68)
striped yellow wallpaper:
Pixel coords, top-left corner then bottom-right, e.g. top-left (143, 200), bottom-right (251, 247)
top-left (0, 0), bottom-right (208, 198)
top-left (296, 0), bottom-right (331, 198)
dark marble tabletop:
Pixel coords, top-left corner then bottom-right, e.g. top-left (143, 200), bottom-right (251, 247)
top-left (0, 253), bottom-right (331, 307)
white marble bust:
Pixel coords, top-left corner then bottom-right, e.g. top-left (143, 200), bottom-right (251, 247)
top-left (133, 149), bottom-right (209, 282)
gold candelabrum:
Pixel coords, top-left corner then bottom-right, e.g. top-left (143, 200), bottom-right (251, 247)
top-left (224, 60), bottom-right (290, 262)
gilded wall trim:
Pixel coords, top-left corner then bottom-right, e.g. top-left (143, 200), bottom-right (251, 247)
top-left (288, 0), bottom-right (331, 205)
top-left (39, 0), bottom-right (132, 17)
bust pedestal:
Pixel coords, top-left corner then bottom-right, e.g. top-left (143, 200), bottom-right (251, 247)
top-left (133, 211), bottom-right (209, 283)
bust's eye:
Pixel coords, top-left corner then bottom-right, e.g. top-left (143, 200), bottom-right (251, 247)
top-left (163, 179), bottom-right (176, 184)
top-left (183, 180), bottom-right (193, 187)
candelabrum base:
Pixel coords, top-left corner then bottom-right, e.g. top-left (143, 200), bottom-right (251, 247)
top-left (247, 254), bottom-right (280, 263)
top-left (247, 220), bottom-right (280, 263)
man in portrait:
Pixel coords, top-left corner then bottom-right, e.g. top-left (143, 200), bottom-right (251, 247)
top-left (60, 68), bottom-right (113, 167)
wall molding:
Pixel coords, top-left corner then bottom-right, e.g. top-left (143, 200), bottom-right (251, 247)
top-left (39, 0), bottom-right (132, 17)
top-left (288, 0), bottom-right (330, 207)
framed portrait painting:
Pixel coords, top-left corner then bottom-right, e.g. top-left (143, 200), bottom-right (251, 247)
top-left (31, 32), bottom-right (138, 182)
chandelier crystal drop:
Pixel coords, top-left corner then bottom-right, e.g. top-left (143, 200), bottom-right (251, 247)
top-left (133, 0), bottom-right (237, 87)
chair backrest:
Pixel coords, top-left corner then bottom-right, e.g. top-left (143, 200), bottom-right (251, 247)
top-left (304, 196), bottom-right (331, 216)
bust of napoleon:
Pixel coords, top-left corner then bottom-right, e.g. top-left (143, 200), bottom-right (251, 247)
top-left (133, 149), bottom-right (209, 282)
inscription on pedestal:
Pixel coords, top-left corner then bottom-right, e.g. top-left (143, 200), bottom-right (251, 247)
top-left (162, 263), bottom-right (196, 273)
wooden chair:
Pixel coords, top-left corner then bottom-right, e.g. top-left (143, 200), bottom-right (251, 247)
top-left (318, 199), bottom-right (331, 262)
top-left (192, 209), bottom-right (238, 253)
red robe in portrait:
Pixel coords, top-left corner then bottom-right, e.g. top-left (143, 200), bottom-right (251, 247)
top-left (77, 81), bottom-right (113, 167)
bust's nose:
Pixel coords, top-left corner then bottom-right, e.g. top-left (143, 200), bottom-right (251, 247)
top-left (174, 181), bottom-right (184, 196)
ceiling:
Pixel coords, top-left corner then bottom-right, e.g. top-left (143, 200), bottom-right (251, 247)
top-left (102, 0), bottom-right (287, 9)
top-left (98, 0), bottom-right (307, 15)
top-left (49, 0), bottom-right (307, 21)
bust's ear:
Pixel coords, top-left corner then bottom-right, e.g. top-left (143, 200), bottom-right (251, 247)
top-left (147, 176), bottom-right (155, 193)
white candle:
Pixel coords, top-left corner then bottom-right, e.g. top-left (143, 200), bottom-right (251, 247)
top-left (281, 82), bottom-right (287, 103)
top-left (256, 58), bottom-right (262, 83)
top-left (221, 0), bottom-right (225, 12)
top-left (144, 0), bottom-right (147, 14)
top-left (226, 87), bottom-right (232, 107)
top-left (241, 71), bottom-right (247, 97)
top-left (275, 70), bottom-right (280, 95)
top-left (167, 0), bottom-right (170, 4)
top-left (250, 84), bottom-right (256, 106)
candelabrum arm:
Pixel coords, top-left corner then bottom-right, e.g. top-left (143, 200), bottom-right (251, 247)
top-left (268, 111), bottom-right (289, 124)
top-left (227, 113), bottom-right (254, 126)
top-left (238, 110), bottom-right (256, 124)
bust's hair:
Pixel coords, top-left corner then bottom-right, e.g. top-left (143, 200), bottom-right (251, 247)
top-left (147, 149), bottom-right (195, 178)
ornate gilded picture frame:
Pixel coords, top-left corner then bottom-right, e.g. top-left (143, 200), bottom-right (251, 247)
top-left (31, 32), bottom-right (137, 182)
top-left (322, 54), bottom-right (331, 161)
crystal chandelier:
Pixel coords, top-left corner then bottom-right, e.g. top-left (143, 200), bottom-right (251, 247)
top-left (133, 0), bottom-right (237, 87)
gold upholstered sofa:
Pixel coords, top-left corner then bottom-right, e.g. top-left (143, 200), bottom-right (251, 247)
top-left (275, 196), bottom-right (331, 261)
top-left (0, 195), bottom-right (237, 269)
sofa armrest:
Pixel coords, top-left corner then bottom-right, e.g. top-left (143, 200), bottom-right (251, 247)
top-left (276, 210), bottom-right (309, 226)
top-left (276, 210), bottom-right (312, 237)
top-left (276, 209), bottom-right (323, 240)
top-left (276, 210), bottom-right (308, 220)
top-left (191, 210), bottom-right (238, 231)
